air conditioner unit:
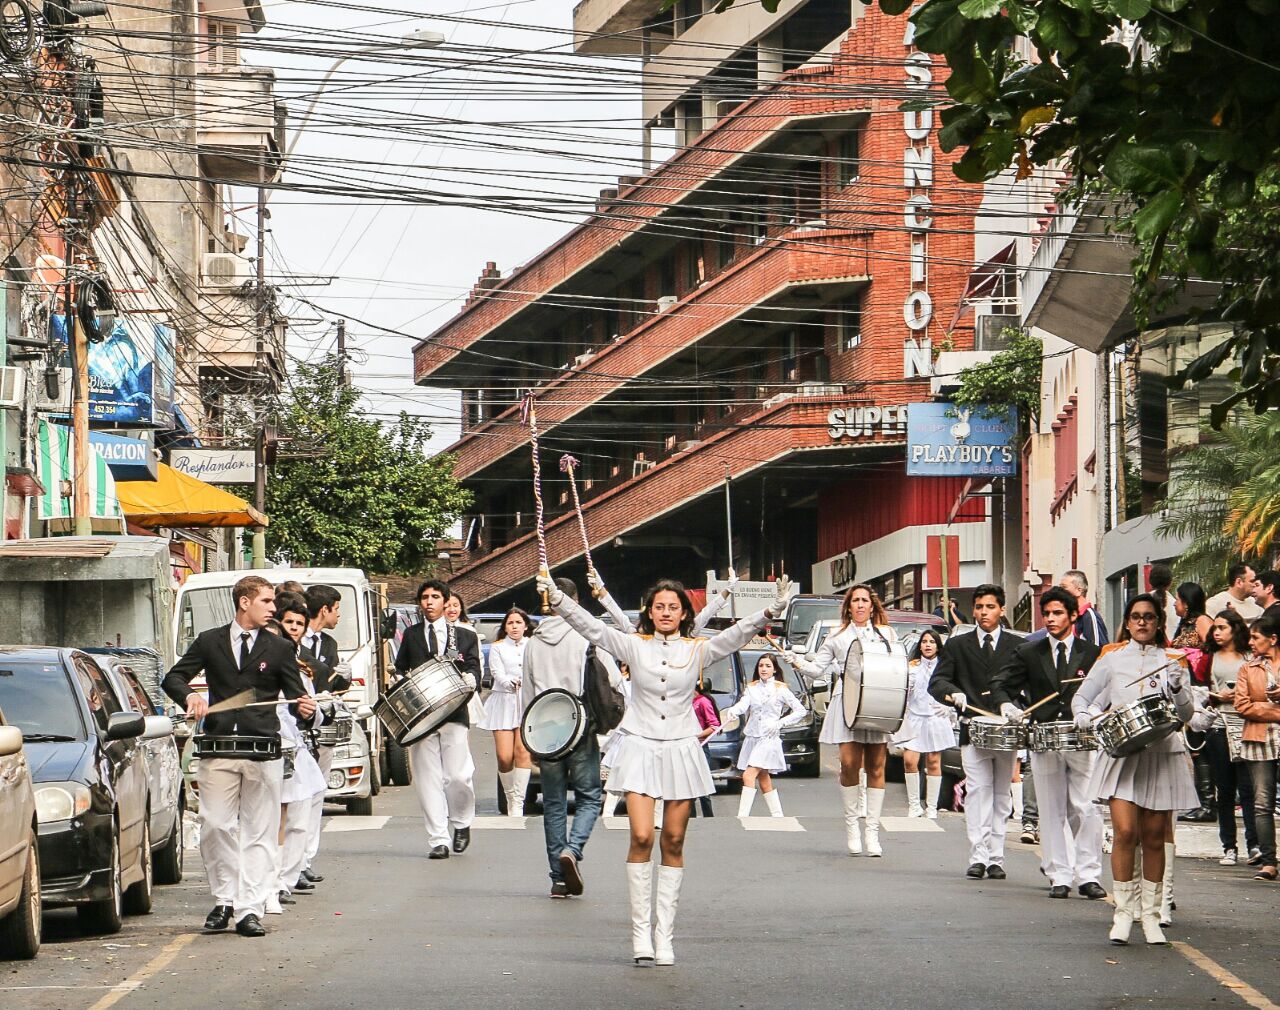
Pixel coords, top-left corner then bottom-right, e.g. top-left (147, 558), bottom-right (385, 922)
top-left (632, 459), bottom-right (655, 477)
top-left (0, 367), bottom-right (23, 409)
top-left (573, 351), bottom-right (594, 367)
top-left (677, 439), bottom-right (700, 452)
top-left (977, 314), bottom-right (1022, 351)
top-left (657, 295), bottom-right (678, 311)
top-left (202, 252), bottom-right (252, 288)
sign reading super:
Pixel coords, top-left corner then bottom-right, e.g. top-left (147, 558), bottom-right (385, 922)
top-left (906, 403), bottom-right (1018, 477)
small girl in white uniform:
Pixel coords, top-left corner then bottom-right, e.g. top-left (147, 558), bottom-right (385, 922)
top-left (479, 608), bottom-right (534, 815)
top-left (891, 629), bottom-right (956, 818)
top-left (723, 653), bottom-right (806, 817)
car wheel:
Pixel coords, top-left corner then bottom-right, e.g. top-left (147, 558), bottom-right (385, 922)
top-left (0, 830), bottom-right (40, 959)
top-left (386, 739), bottom-right (411, 786)
top-left (78, 822), bottom-right (123, 935)
top-left (123, 819), bottom-right (153, 915)
top-left (153, 800), bottom-right (184, 885)
top-left (346, 793), bottom-right (374, 816)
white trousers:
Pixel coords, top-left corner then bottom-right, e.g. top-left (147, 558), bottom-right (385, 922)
top-left (304, 745), bottom-right (334, 869)
top-left (408, 723), bottom-right (475, 849)
top-left (1029, 749), bottom-right (1104, 887)
top-left (198, 756), bottom-right (283, 922)
top-left (961, 744), bottom-right (1016, 867)
top-left (278, 799), bottom-right (312, 894)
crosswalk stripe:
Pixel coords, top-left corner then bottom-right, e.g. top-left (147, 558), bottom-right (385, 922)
top-left (880, 816), bottom-right (944, 833)
top-left (323, 816), bottom-right (391, 832)
top-left (741, 816), bottom-right (805, 832)
top-left (470, 816), bottom-right (529, 829)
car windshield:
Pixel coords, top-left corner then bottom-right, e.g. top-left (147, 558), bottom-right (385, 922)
top-left (787, 599), bottom-right (840, 642)
top-left (699, 656), bottom-right (739, 714)
top-left (178, 583), bottom-right (363, 653)
top-left (471, 616), bottom-right (505, 643)
top-left (0, 660), bottom-right (86, 740)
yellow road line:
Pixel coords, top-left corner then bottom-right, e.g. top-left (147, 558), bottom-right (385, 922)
top-left (86, 932), bottom-right (197, 1010)
top-left (1173, 940), bottom-right (1280, 1010)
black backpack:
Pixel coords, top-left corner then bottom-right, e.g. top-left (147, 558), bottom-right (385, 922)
top-left (583, 645), bottom-right (625, 733)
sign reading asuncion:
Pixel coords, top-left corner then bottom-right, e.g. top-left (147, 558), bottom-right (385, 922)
top-left (902, 17), bottom-right (934, 378)
top-left (906, 403), bottom-right (1018, 477)
top-left (169, 448), bottom-right (255, 485)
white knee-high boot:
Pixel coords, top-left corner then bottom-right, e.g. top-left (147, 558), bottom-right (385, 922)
top-left (510, 767), bottom-right (531, 816)
top-left (626, 862), bottom-right (654, 964)
top-left (925, 775), bottom-right (942, 819)
top-left (841, 784), bottom-right (863, 855)
top-left (857, 768), bottom-right (867, 818)
top-left (763, 790), bottom-right (783, 818)
top-left (498, 770), bottom-right (515, 813)
top-left (905, 771), bottom-right (923, 817)
top-left (653, 865), bottom-right (683, 966)
top-left (1109, 879), bottom-right (1136, 944)
top-left (1011, 781), bottom-right (1023, 823)
top-left (865, 787), bottom-right (885, 857)
top-left (1141, 879), bottom-right (1167, 945)
top-left (737, 787), bottom-right (757, 818)
top-left (1160, 841), bottom-right (1175, 926)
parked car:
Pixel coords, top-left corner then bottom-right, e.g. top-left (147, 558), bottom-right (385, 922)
top-left (0, 708), bottom-right (40, 959)
top-left (97, 658), bottom-right (186, 884)
top-left (0, 647), bottom-right (160, 935)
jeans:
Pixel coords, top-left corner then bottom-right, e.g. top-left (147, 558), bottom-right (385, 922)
top-left (1246, 759), bottom-right (1278, 869)
top-left (540, 732), bottom-right (602, 882)
top-left (1022, 760), bottom-right (1038, 827)
top-left (1205, 728), bottom-right (1258, 854)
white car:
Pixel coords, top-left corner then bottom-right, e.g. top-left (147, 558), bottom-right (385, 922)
top-left (0, 712), bottom-right (40, 959)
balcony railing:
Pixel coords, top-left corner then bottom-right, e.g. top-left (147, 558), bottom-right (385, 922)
top-left (196, 67), bottom-right (284, 184)
top-left (1020, 204), bottom-right (1081, 326)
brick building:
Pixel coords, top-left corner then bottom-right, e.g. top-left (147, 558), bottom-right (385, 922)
top-left (413, 2), bottom-right (1012, 611)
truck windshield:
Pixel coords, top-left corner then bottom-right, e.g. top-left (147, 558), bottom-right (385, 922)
top-left (177, 584), bottom-right (363, 654)
top-left (786, 599), bottom-right (840, 642)
top-left (0, 661), bottom-right (86, 740)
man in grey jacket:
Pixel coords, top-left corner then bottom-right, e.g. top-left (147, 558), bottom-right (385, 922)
top-left (523, 577), bottom-right (622, 899)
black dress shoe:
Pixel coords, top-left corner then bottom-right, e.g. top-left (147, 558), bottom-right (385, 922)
top-left (1177, 806), bottom-right (1215, 823)
top-left (966, 863), bottom-right (986, 879)
top-left (986, 864), bottom-right (1007, 880)
top-left (302, 869), bottom-right (324, 883)
top-left (278, 890), bottom-right (296, 905)
top-left (235, 914), bottom-right (266, 937)
top-left (452, 826), bottom-right (471, 853)
top-left (1049, 884), bottom-right (1070, 899)
top-left (294, 877), bottom-right (315, 893)
top-left (1079, 881), bottom-right (1108, 900)
top-left (428, 845), bottom-right (450, 859)
top-left (204, 904), bottom-right (233, 931)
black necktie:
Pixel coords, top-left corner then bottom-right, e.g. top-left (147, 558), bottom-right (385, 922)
top-left (428, 623), bottom-right (439, 657)
top-left (239, 632), bottom-right (251, 670)
top-left (1056, 642), bottom-right (1068, 678)
top-left (982, 633), bottom-right (994, 661)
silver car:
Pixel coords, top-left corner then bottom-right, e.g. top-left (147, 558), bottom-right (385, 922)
top-left (0, 710), bottom-right (40, 959)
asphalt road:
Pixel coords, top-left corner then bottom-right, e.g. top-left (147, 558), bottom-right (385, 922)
top-left (8, 743), bottom-right (1280, 1010)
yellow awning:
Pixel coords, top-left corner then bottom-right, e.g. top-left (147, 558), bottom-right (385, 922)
top-left (115, 464), bottom-right (267, 529)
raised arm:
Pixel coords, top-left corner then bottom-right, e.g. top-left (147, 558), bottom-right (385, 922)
top-left (704, 610), bottom-right (772, 664)
top-left (599, 591), bottom-right (637, 633)
top-left (553, 594), bottom-right (641, 669)
top-left (691, 592), bottom-right (727, 636)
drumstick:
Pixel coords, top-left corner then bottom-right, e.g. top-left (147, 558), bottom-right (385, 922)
top-left (202, 691), bottom-right (340, 716)
top-left (1121, 658), bottom-right (1184, 689)
top-left (559, 454), bottom-right (604, 599)
top-left (1021, 691), bottom-right (1060, 717)
top-left (944, 695), bottom-right (999, 719)
top-left (522, 394), bottom-right (551, 615)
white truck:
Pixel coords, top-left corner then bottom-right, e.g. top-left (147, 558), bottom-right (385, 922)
top-left (172, 567), bottom-right (396, 815)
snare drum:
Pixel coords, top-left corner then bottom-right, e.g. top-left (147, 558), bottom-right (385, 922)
top-left (1029, 720), bottom-right (1098, 753)
top-left (193, 734), bottom-right (282, 761)
top-left (968, 716), bottom-right (1027, 751)
top-left (842, 640), bottom-right (909, 734)
top-left (1095, 696), bottom-right (1179, 757)
top-left (316, 713), bottom-right (353, 748)
top-left (520, 689), bottom-right (587, 761)
top-left (374, 658), bottom-right (474, 746)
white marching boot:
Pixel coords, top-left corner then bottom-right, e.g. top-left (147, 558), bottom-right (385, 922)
top-left (1011, 781), bottom-right (1024, 824)
top-left (841, 784), bottom-right (863, 855)
top-left (653, 865), bottom-right (683, 966)
top-left (1141, 880), bottom-right (1168, 945)
top-left (864, 788), bottom-right (885, 857)
top-left (925, 775), bottom-right (942, 820)
top-left (1160, 842), bottom-right (1175, 927)
top-left (763, 790), bottom-right (784, 818)
top-left (626, 862), bottom-right (654, 964)
top-left (1109, 880), bottom-right (1137, 945)
top-left (857, 769), bottom-right (868, 819)
top-left (498, 770), bottom-right (515, 814)
top-left (737, 787), bottom-right (757, 818)
top-left (510, 767), bottom-right (531, 816)
top-left (905, 771), bottom-right (923, 818)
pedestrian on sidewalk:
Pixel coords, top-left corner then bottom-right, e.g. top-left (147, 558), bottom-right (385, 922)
top-left (1233, 614), bottom-right (1280, 882)
top-left (723, 654), bottom-right (806, 818)
top-left (690, 680), bottom-right (719, 818)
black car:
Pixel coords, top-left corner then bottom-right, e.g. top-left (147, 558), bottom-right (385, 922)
top-left (0, 648), bottom-right (153, 935)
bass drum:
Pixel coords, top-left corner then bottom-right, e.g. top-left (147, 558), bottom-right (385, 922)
top-left (842, 637), bottom-right (909, 734)
top-left (374, 658), bottom-right (473, 746)
top-left (520, 688), bottom-right (587, 761)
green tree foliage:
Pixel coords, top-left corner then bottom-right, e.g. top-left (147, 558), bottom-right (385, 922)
top-left (1158, 411), bottom-right (1280, 583)
top-left (265, 356), bottom-right (471, 574)
top-left (951, 329), bottom-right (1043, 428)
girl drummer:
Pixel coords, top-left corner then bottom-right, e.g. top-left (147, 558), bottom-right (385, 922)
top-left (480, 608), bottom-right (535, 816)
top-left (723, 654), bottom-right (806, 818)
top-left (892, 629), bottom-right (955, 819)
top-left (536, 571), bottom-right (791, 967)
top-left (789, 584), bottom-right (902, 856)
top-left (1071, 593), bottom-right (1196, 945)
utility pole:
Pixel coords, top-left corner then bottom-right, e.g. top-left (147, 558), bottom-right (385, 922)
top-left (251, 177), bottom-right (267, 569)
top-left (336, 317), bottom-right (347, 385)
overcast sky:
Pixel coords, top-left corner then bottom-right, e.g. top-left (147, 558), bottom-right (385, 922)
top-left (259, 1), bottom-right (640, 456)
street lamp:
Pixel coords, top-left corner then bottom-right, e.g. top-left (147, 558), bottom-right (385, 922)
top-left (282, 28), bottom-right (447, 163)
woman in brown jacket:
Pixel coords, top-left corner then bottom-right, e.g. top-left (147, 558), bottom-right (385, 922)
top-left (1234, 614), bottom-right (1280, 880)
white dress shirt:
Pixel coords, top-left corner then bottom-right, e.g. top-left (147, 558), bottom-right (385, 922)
top-left (231, 624), bottom-right (258, 662)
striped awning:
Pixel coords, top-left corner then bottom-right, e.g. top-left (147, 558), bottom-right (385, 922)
top-left (36, 420), bottom-right (126, 533)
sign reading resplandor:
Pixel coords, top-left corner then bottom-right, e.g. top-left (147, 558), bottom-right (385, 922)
top-left (169, 448), bottom-right (255, 485)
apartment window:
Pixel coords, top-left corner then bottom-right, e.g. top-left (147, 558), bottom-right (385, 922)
top-left (684, 244), bottom-right (705, 293)
top-left (658, 256), bottom-right (677, 300)
top-left (837, 295), bottom-right (863, 352)
top-left (835, 129), bottom-right (861, 188)
top-left (781, 331), bottom-right (798, 381)
top-left (675, 0), bottom-right (703, 35)
top-left (208, 21), bottom-right (239, 69)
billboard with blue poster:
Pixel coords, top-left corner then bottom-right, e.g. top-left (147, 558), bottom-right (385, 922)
top-left (906, 402), bottom-right (1019, 477)
top-left (50, 313), bottom-right (176, 427)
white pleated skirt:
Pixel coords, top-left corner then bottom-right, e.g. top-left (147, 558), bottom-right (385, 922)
top-left (891, 713), bottom-right (958, 754)
top-left (819, 699), bottom-right (891, 746)
top-left (477, 690), bottom-right (522, 731)
top-left (281, 745), bottom-right (326, 804)
top-left (737, 735), bottom-right (787, 773)
top-left (1087, 741), bottom-right (1198, 810)
top-left (607, 734), bottom-right (714, 800)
